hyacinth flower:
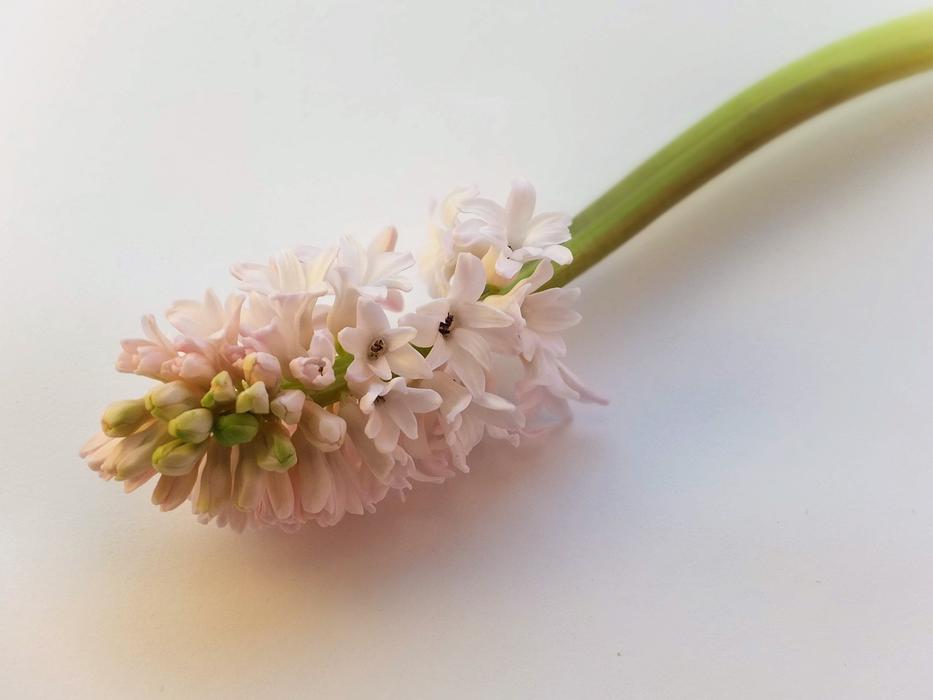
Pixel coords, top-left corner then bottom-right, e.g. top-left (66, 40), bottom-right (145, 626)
top-left (81, 11), bottom-right (933, 530)
top-left (82, 179), bottom-right (606, 531)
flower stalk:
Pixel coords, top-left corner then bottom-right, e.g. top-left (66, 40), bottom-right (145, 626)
top-left (513, 10), bottom-right (933, 291)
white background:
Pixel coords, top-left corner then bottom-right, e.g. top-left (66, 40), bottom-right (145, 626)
top-left (3, 2), bottom-right (933, 698)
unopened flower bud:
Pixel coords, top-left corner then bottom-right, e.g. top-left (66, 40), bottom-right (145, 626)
top-left (167, 408), bottom-right (213, 444)
top-left (255, 425), bottom-right (298, 472)
top-left (101, 398), bottom-right (148, 437)
top-left (270, 389), bottom-right (305, 425)
top-left (177, 353), bottom-right (216, 386)
top-left (236, 381), bottom-right (270, 414)
top-left (145, 381), bottom-right (200, 421)
top-left (298, 400), bottom-right (346, 452)
top-left (290, 356), bottom-right (335, 389)
top-left (242, 352), bottom-right (282, 390)
top-left (201, 370), bottom-right (237, 408)
top-left (151, 438), bottom-right (207, 476)
top-left (212, 413), bottom-right (260, 446)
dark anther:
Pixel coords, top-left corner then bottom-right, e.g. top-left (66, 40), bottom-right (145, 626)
top-left (367, 338), bottom-right (385, 360)
top-left (438, 313), bottom-right (454, 337)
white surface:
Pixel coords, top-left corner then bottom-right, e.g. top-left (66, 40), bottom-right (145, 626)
top-left (3, 2), bottom-right (933, 698)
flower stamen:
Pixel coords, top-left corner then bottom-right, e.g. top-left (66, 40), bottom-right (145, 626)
top-left (367, 338), bottom-right (385, 360)
top-left (438, 313), bottom-right (454, 337)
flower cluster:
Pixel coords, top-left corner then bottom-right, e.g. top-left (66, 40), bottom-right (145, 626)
top-left (80, 179), bottom-right (606, 531)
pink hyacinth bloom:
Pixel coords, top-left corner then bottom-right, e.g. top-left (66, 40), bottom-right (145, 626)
top-left (455, 178), bottom-right (572, 281)
top-left (358, 377), bottom-right (442, 454)
top-left (401, 253), bottom-right (513, 396)
top-left (338, 298), bottom-right (432, 384)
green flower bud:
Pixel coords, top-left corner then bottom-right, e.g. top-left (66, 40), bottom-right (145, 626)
top-left (235, 381), bottom-right (269, 415)
top-left (145, 381), bottom-right (200, 421)
top-left (212, 413), bottom-right (260, 447)
top-left (167, 408), bottom-right (213, 444)
top-left (256, 425), bottom-right (298, 472)
top-left (201, 370), bottom-right (237, 408)
top-left (151, 438), bottom-right (207, 476)
top-left (101, 398), bottom-right (148, 437)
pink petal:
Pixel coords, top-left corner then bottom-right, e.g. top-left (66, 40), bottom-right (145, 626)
top-left (448, 253), bottom-right (486, 302)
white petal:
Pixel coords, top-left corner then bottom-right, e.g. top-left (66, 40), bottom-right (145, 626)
top-left (495, 253), bottom-right (524, 280)
top-left (384, 326), bottom-right (417, 351)
top-left (373, 420), bottom-right (400, 453)
top-left (455, 300), bottom-right (514, 329)
top-left (368, 226), bottom-right (397, 254)
top-left (403, 386), bottom-right (442, 413)
top-left (346, 357), bottom-right (374, 384)
top-left (371, 355), bottom-right (392, 381)
top-left (543, 244), bottom-right (573, 265)
top-left (525, 260), bottom-right (555, 291)
top-left (356, 298), bottom-right (390, 332)
top-left (448, 253), bottom-right (487, 302)
top-left (401, 314), bottom-right (438, 348)
top-left (429, 373), bottom-right (472, 421)
top-left (364, 406), bottom-right (384, 437)
top-left (337, 326), bottom-right (371, 357)
top-left (386, 401), bottom-right (418, 439)
top-left (505, 178), bottom-right (537, 245)
top-left (308, 329), bottom-right (336, 360)
top-left (451, 327), bottom-right (492, 368)
top-left (525, 212), bottom-right (572, 247)
top-left (557, 359), bottom-right (610, 405)
top-left (449, 345), bottom-right (486, 396)
top-left (474, 391), bottom-right (516, 412)
top-left (383, 288), bottom-right (405, 312)
top-left (458, 197), bottom-right (506, 225)
top-left (387, 344), bottom-right (433, 379)
top-left (425, 336), bottom-right (450, 369)
top-left (453, 218), bottom-right (502, 250)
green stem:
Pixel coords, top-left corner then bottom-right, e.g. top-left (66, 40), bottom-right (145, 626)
top-left (525, 10), bottom-right (933, 290)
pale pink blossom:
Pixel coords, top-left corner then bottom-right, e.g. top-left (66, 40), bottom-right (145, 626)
top-left (289, 329), bottom-right (337, 389)
top-left (485, 261), bottom-right (581, 360)
top-left (166, 289), bottom-right (243, 343)
top-left (327, 229), bottom-right (415, 331)
top-left (82, 177), bottom-right (602, 533)
top-left (358, 378), bottom-right (442, 454)
top-left (164, 290), bottom-right (247, 386)
top-left (116, 315), bottom-right (178, 380)
top-left (401, 253), bottom-right (513, 395)
top-left (441, 389), bottom-right (525, 471)
top-left (230, 247), bottom-right (335, 297)
top-left (517, 351), bottom-right (608, 434)
top-left (240, 291), bottom-right (324, 366)
top-left (456, 178), bottom-right (572, 281)
top-left (418, 185), bottom-right (479, 298)
top-left (338, 298), bottom-right (432, 384)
